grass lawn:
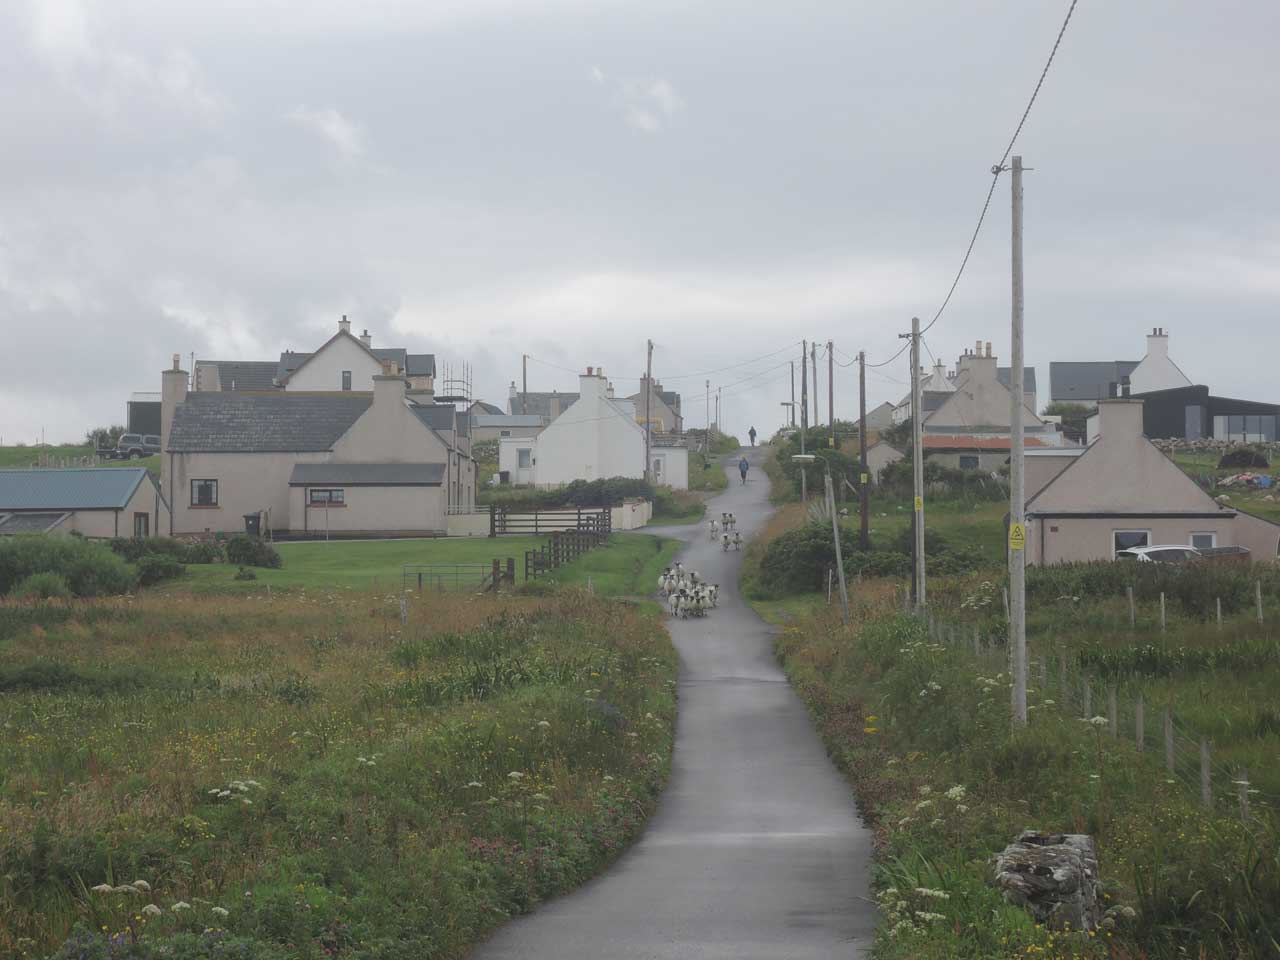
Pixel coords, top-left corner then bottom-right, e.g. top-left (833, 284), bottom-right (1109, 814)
top-left (0, 589), bottom-right (676, 959)
top-left (0, 444), bottom-right (160, 475)
top-left (175, 533), bottom-right (677, 598)
top-left (1169, 449), bottom-right (1280, 524)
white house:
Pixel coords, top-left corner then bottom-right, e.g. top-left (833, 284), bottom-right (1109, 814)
top-left (498, 368), bottom-right (657, 488)
top-left (650, 437), bottom-right (690, 489)
top-left (1126, 327), bottom-right (1192, 396)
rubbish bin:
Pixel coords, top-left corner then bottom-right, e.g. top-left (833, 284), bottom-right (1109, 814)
top-left (243, 513), bottom-right (261, 537)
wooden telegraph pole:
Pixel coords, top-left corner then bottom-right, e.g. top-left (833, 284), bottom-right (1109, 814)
top-left (858, 350), bottom-right (869, 550)
top-left (521, 354), bottom-right (528, 415)
top-left (811, 342), bottom-right (820, 430)
top-left (644, 339), bottom-right (653, 484)
top-left (800, 340), bottom-right (808, 502)
top-left (1010, 156), bottom-right (1028, 726)
top-left (827, 340), bottom-right (835, 448)
top-left (907, 318), bottom-right (925, 609)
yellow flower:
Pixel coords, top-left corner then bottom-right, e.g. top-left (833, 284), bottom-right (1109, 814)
top-left (863, 727), bottom-right (878, 734)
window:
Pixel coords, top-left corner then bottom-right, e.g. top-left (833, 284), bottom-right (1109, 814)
top-left (341, 370), bottom-right (352, 391)
top-left (500, 430), bottom-right (511, 437)
top-left (1191, 532), bottom-right (1217, 550)
top-left (517, 448), bottom-right (532, 468)
top-left (133, 513), bottom-right (149, 537)
top-left (1113, 529), bottom-right (1149, 557)
top-left (308, 488), bottom-right (345, 506)
top-left (190, 479), bottom-right (218, 507)
top-left (958, 454), bottom-right (980, 470)
top-left (653, 456), bottom-right (664, 478)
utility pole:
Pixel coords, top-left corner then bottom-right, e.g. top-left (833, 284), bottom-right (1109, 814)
top-left (858, 350), bottom-right (869, 550)
top-left (715, 388), bottom-right (721, 433)
top-left (825, 469), bottom-right (849, 624)
top-left (644, 339), bottom-right (653, 484)
top-left (827, 340), bottom-right (835, 448)
top-left (521, 354), bottom-right (528, 416)
top-left (800, 340), bottom-right (809, 502)
top-left (1010, 156), bottom-right (1028, 727)
top-left (811, 341), bottom-right (820, 430)
top-left (705, 379), bottom-right (711, 444)
top-left (903, 317), bottom-right (925, 610)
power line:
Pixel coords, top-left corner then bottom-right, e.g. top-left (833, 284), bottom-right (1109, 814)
top-left (919, 0), bottom-right (1080, 336)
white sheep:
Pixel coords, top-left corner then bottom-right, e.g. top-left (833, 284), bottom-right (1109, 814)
top-left (732, 532), bottom-right (742, 551)
top-left (708, 519), bottom-right (719, 540)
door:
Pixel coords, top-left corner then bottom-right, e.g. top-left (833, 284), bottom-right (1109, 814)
top-left (133, 512), bottom-right (149, 538)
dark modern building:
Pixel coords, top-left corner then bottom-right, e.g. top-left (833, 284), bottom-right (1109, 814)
top-left (1130, 385), bottom-right (1280, 442)
top-left (127, 392), bottom-right (162, 434)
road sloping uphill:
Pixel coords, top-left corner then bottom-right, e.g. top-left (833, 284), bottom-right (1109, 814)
top-left (471, 447), bottom-right (875, 959)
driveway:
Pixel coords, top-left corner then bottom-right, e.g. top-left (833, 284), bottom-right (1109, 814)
top-left (471, 448), bottom-right (875, 959)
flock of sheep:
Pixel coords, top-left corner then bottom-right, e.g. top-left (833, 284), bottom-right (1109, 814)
top-left (708, 514), bottom-right (742, 551)
top-left (658, 561), bottom-right (720, 618)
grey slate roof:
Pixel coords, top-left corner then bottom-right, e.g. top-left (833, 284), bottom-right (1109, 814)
top-left (470, 400), bottom-right (504, 416)
top-left (509, 391), bottom-right (579, 417)
top-left (0, 468), bottom-right (150, 510)
top-left (996, 367), bottom-right (1038, 395)
top-left (0, 512), bottom-right (71, 534)
top-left (412, 404), bottom-right (456, 432)
top-left (1049, 361), bottom-right (1139, 403)
top-left (202, 361), bottom-right (279, 391)
top-left (405, 354), bottom-right (436, 377)
top-left (277, 347), bottom-right (434, 382)
top-left (168, 394), bottom-right (371, 452)
top-left (288, 463), bottom-right (446, 486)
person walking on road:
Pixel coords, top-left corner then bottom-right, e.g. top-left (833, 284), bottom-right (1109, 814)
top-left (748, 426), bottom-right (757, 446)
top-left (739, 457), bottom-right (749, 484)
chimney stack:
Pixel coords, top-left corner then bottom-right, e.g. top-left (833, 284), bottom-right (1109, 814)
top-left (586, 366), bottom-right (593, 376)
top-left (338, 315), bottom-right (351, 335)
top-left (985, 341), bottom-right (992, 358)
top-left (360, 328), bottom-right (372, 348)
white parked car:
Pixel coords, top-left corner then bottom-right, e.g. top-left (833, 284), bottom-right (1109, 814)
top-left (1115, 545), bottom-right (1202, 564)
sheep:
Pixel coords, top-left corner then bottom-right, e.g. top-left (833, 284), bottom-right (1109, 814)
top-left (667, 591), bottom-right (682, 618)
top-left (658, 568), bottom-right (672, 594)
top-left (732, 532), bottom-right (742, 551)
top-left (722, 533), bottom-right (731, 552)
top-left (708, 584), bottom-right (719, 607)
top-left (708, 519), bottom-right (719, 540)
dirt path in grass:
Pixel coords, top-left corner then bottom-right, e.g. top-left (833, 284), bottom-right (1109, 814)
top-left (470, 447), bottom-right (875, 959)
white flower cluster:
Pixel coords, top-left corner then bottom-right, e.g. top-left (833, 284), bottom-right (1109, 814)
top-left (944, 785), bottom-right (966, 802)
top-left (208, 780), bottom-right (262, 805)
top-left (356, 754), bottom-right (382, 767)
top-left (880, 886), bottom-right (949, 939)
top-left (918, 681), bottom-right (942, 698)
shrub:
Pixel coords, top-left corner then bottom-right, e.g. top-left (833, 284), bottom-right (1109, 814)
top-left (108, 537), bottom-right (223, 564)
top-left (0, 535), bottom-right (138, 597)
top-left (234, 566), bottom-right (258, 581)
top-left (180, 539), bottom-right (224, 564)
top-left (135, 554), bottom-right (185, 586)
top-left (10, 571), bottom-right (73, 600)
top-left (484, 477), bottom-right (654, 510)
top-left (225, 535), bottom-right (282, 569)
top-left (756, 523), bottom-right (862, 596)
top-left (1219, 447), bottom-right (1270, 469)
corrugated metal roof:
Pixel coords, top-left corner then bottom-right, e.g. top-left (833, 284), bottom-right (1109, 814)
top-left (288, 463), bottom-right (446, 486)
top-left (0, 469), bottom-right (149, 510)
top-left (168, 394), bottom-right (371, 452)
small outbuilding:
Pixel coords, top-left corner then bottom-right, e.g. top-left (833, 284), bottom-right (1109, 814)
top-left (0, 468), bottom-right (168, 538)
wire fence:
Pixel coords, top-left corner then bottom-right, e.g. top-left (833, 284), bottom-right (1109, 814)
top-left (913, 600), bottom-right (1279, 822)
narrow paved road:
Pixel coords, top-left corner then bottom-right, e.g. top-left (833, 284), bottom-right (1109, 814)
top-left (471, 448), bottom-right (875, 959)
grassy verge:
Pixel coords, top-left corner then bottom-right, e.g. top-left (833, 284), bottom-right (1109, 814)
top-left (687, 450), bottom-right (728, 493)
top-left (0, 444), bottom-right (160, 476)
top-left (651, 489), bottom-right (706, 525)
top-left (0, 589), bottom-right (676, 959)
top-left (532, 533), bottom-right (679, 598)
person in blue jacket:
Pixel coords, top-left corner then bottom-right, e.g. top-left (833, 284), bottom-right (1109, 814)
top-left (738, 457), bottom-right (749, 484)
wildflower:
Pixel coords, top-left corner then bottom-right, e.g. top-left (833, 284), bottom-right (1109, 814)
top-left (466, 781), bottom-right (483, 788)
top-left (918, 785), bottom-right (932, 796)
top-left (863, 727), bottom-right (878, 734)
top-left (1084, 716), bottom-right (1108, 728)
top-left (930, 818), bottom-right (944, 828)
top-left (944, 785), bottom-right (966, 802)
top-left (508, 771), bottom-right (525, 779)
top-left (1042, 699), bottom-right (1055, 706)
top-left (131, 880), bottom-right (151, 892)
top-left (532, 792), bottom-right (550, 801)
top-left (915, 799), bottom-right (934, 811)
top-left (914, 887), bottom-right (950, 900)
top-left (113, 885), bottom-right (139, 895)
top-left (602, 775), bottom-right (615, 782)
top-left (142, 904), bottom-right (162, 917)
top-left (172, 901), bottom-right (192, 912)
top-left (897, 817), bottom-right (913, 827)
top-left (956, 804), bottom-right (969, 813)
top-left (537, 720), bottom-right (551, 728)
top-left (211, 906), bottom-right (229, 918)
top-left (91, 884), bottom-right (114, 894)
top-left (865, 715), bottom-right (878, 722)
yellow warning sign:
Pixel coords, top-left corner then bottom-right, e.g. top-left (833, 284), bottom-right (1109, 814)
top-left (860, 473), bottom-right (869, 485)
top-left (913, 496), bottom-right (923, 512)
top-left (1009, 522), bottom-right (1026, 551)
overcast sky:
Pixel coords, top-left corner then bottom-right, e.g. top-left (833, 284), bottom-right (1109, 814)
top-left (2, 0), bottom-right (1277, 443)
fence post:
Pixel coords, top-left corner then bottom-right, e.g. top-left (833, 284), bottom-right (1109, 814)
top-left (1128, 586), bottom-right (1135, 628)
top-left (1238, 768), bottom-right (1251, 822)
top-left (1003, 587), bottom-right (1010, 623)
top-left (1160, 592), bottom-right (1166, 632)
top-left (1217, 597), bottom-right (1223, 630)
top-left (506, 557), bottom-right (515, 587)
top-left (1083, 677), bottom-right (1092, 719)
top-left (827, 568), bottom-right (833, 605)
top-left (1163, 708), bottom-right (1174, 774)
top-left (1257, 580), bottom-right (1264, 625)
top-left (1200, 740), bottom-right (1212, 810)
top-left (491, 559), bottom-right (501, 592)
top-left (489, 503), bottom-right (496, 538)
top-left (1135, 692), bottom-right (1144, 752)
top-left (418, 571), bottom-right (423, 592)
top-left (1107, 686), bottom-right (1117, 737)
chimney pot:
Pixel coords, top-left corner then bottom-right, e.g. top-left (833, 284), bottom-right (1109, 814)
top-left (586, 366), bottom-right (593, 376)
top-left (339, 315), bottom-right (351, 334)
top-left (985, 341), bottom-right (992, 357)
top-left (172, 353), bottom-right (180, 371)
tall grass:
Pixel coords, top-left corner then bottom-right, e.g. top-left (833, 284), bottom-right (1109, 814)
top-left (0, 588), bottom-right (676, 958)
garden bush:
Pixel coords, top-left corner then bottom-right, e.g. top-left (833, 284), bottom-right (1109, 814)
top-left (10, 571), bottom-right (74, 600)
top-left (755, 523), bottom-right (861, 596)
top-left (1218, 447), bottom-right (1270, 469)
top-left (225, 535), bottom-right (283, 569)
top-left (110, 537), bottom-right (225, 564)
top-left (135, 554), bottom-right (186, 586)
top-left (0, 535), bottom-right (138, 597)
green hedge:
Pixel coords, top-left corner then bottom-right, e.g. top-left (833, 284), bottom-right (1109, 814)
top-left (225, 535), bottom-right (282, 569)
top-left (0, 536), bottom-right (138, 597)
top-left (1027, 561), bottom-right (1280, 619)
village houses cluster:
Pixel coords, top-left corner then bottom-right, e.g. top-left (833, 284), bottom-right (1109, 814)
top-left (1, 321), bottom-right (1277, 564)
